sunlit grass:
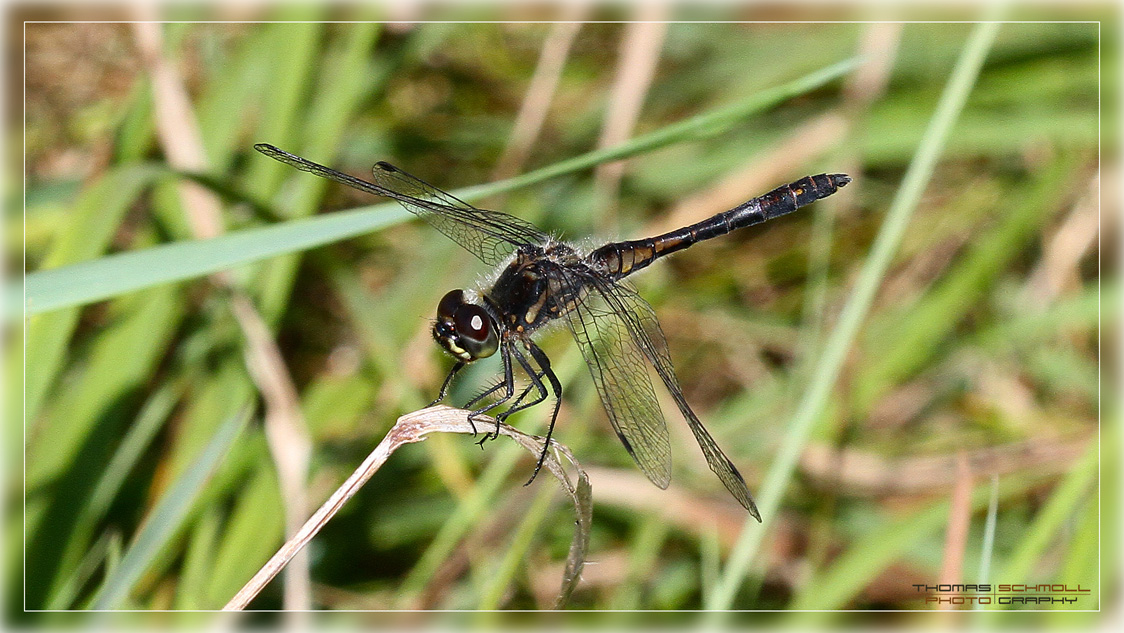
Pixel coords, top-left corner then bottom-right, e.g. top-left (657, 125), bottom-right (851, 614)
top-left (13, 14), bottom-right (1104, 619)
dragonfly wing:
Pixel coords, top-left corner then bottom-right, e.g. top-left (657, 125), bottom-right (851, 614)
top-left (561, 269), bottom-right (673, 488)
top-left (590, 276), bottom-right (760, 520)
top-left (255, 143), bottom-right (399, 200)
top-left (253, 144), bottom-right (548, 265)
top-left (371, 161), bottom-right (549, 265)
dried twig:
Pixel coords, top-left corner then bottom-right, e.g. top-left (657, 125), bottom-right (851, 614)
top-left (223, 406), bottom-right (591, 611)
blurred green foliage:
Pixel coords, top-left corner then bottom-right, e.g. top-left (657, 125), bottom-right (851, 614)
top-left (10, 8), bottom-right (1110, 622)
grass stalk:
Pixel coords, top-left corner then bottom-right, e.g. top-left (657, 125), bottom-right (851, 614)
top-left (89, 406), bottom-right (250, 609)
top-left (21, 57), bottom-right (859, 317)
top-left (705, 20), bottom-right (1002, 611)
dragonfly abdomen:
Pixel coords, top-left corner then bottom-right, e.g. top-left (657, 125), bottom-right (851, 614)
top-left (737, 173), bottom-right (851, 224)
top-left (590, 173), bottom-right (850, 279)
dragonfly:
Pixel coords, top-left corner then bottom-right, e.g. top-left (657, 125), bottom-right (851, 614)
top-left (256, 143), bottom-right (850, 520)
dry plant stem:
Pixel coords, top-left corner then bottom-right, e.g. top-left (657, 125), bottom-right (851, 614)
top-left (131, 19), bottom-right (313, 612)
top-left (844, 22), bottom-right (904, 109)
top-left (1024, 173), bottom-right (1100, 305)
top-left (937, 453), bottom-right (973, 612)
top-left (491, 15), bottom-right (585, 182)
top-left (800, 434), bottom-right (1091, 495)
top-left (224, 406), bottom-right (591, 611)
top-left (594, 11), bottom-right (668, 228)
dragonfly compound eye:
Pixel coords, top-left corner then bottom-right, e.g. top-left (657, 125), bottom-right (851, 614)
top-left (437, 289), bottom-right (466, 319)
top-left (452, 304), bottom-right (498, 359)
top-left (432, 289), bottom-right (498, 361)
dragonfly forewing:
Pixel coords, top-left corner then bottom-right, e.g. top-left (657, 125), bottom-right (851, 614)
top-left (252, 144), bottom-right (548, 266)
top-left (370, 161), bottom-right (549, 265)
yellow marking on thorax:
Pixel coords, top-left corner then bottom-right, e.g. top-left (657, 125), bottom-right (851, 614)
top-left (524, 291), bottom-right (548, 324)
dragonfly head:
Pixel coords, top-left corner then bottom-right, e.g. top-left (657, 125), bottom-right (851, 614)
top-left (433, 289), bottom-right (499, 362)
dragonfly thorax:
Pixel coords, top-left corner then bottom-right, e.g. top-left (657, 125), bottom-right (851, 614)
top-left (487, 249), bottom-right (585, 336)
top-left (433, 289), bottom-right (499, 362)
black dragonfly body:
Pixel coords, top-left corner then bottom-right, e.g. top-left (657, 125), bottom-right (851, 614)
top-left (256, 143), bottom-right (850, 520)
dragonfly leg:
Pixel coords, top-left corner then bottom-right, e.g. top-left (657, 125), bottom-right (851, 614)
top-left (464, 368), bottom-right (549, 446)
top-left (465, 379), bottom-right (507, 410)
top-left (428, 360), bottom-right (465, 408)
top-left (476, 380), bottom-right (538, 447)
top-left (493, 346), bottom-right (549, 427)
top-left (464, 355), bottom-right (544, 410)
top-left (468, 342), bottom-right (516, 442)
top-left (524, 343), bottom-right (563, 486)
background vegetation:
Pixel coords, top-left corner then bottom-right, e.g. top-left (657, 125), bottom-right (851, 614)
top-left (9, 4), bottom-right (1115, 624)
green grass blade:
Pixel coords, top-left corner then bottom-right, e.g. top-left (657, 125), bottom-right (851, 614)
top-left (21, 57), bottom-right (858, 317)
top-left (43, 531), bottom-right (115, 611)
top-left (195, 28), bottom-right (274, 172)
top-left (44, 382), bottom-right (181, 607)
top-left (1045, 494), bottom-right (1100, 623)
top-left (22, 205), bottom-right (411, 317)
top-left (1098, 403), bottom-right (1120, 612)
top-left (973, 475), bottom-right (1000, 611)
top-left (26, 285), bottom-right (183, 491)
top-left (705, 21), bottom-right (1002, 611)
top-left (24, 282), bottom-right (186, 608)
top-left (854, 155), bottom-right (1083, 413)
top-left (174, 507), bottom-right (222, 610)
top-left (89, 406), bottom-right (251, 609)
top-left (252, 22), bottom-right (381, 321)
top-left (20, 165), bottom-right (162, 418)
top-left (994, 438), bottom-right (1099, 586)
top-left (241, 21), bottom-right (326, 203)
top-left (475, 486), bottom-right (555, 610)
top-left (201, 463), bottom-right (284, 608)
top-left (786, 475), bottom-right (1045, 614)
